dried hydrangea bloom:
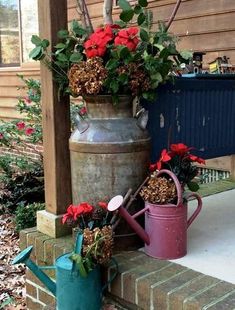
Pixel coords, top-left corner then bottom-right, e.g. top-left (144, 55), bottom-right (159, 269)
top-left (68, 57), bottom-right (108, 96)
top-left (140, 176), bottom-right (177, 204)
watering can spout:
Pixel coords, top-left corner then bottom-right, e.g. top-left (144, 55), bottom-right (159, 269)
top-left (12, 246), bottom-right (56, 296)
top-left (108, 195), bottom-right (150, 245)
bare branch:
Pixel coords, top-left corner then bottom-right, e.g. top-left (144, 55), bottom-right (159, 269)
top-left (103, 0), bottom-right (113, 24)
top-left (166, 0), bottom-right (182, 31)
top-left (76, 0), bottom-right (94, 32)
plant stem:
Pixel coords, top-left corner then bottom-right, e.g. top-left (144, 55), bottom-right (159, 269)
top-left (166, 0), bottom-right (182, 31)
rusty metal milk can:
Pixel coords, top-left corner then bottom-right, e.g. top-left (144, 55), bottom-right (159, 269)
top-left (69, 95), bottom-right (151, 204)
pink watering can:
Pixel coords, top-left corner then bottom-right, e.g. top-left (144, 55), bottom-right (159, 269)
top-left (108, 169), bottom-right (202, 259)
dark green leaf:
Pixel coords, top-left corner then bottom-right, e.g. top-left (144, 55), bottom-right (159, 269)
top-left (55, 43), bottom-right (66, 49)
top-left (140, 29), bottom-right (149, 41)
top-left (134, 4), bottom-right (142, 14)
top-left (71, 20), bottom-right (87, 36)
top-left (118, 0), bottom-right (132, 11)
top-left (187, 181), bottom-right (200, 192)
top-left (29, 47), bottom-right (43, 60)
top-left (118, 73), bottom-right (128, 84)
top-left (137, 12), bottom-right (146, 25)
top-left (31, 35), bottom-right (42, 46)
top-left (138, 0), bottom-right (148, 7)
top-left (57, 53), bottom-right (68, 62)
top-left (41, 39), bottom-right (49, 48)
top-left (120, 10), bottom-right (134, 22)
top-left (70, 52), bottom-right (83, 63)
top-left (106, 59), bottom-right (119, 70)
top-left (110, 80), bottom-right (119, 93)
top-left (119, 46), bottom-right (130, 59)
top-left (57, 29), bottom-right (69, 39)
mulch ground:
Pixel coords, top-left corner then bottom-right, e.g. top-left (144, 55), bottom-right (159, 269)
top-left (0, 214), bottom-right (26, 309)
top-left (0, 214), bottom-right (125, 310)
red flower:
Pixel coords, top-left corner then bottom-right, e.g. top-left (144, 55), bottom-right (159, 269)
top-left (79, 202), bottom-right (93, 214)
top-left (149, 149), bottom-right (171, 172)
top-left (98, 201), bottom-right (108, 209)
top-left (17, 122), bottom-right (25, 130)
top-left (0, 133), bottom-right (4, 139)
top-left (84, 37), bottom-right (107, 58)
top-left (84, 25), bottom-right (114, 58)
top-left (62, 203), bottom-right (93, 225)
top-left (188, 154), bottom-right (205, 165)
top-left (170, 143), bottom-right (192, 156)
top-left (25, 127), bottom-right (35, 135)
top-left (79, 107), bottom-right (87, 116)
top-left (24, 96), bottom-right (32, 104)
top-left (114, 27), bottom-right (139, 51)
top-left (62, 204), bottom-right (80, 224)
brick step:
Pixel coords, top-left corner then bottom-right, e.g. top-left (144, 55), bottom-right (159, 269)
top-left (106, 251), bottom-right (235, 310)
top-left (20, 228), bottom-right (235, 310)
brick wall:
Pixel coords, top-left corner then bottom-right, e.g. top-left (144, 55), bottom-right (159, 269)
top-left (20, 228), bottom-right (235, 310)
top-left (0, 143), bottom-right (43, 162)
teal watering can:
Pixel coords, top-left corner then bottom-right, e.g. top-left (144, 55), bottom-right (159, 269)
top-left (13, 233), bottom-right (117, 310)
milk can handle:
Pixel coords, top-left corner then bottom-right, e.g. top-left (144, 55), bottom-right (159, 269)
top-left (156, 169), bottom-right (183, 207)
top-left (185, 192), bottom-right (202, 228)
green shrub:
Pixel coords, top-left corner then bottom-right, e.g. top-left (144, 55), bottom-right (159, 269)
top-left (15, 202), bottom-right (45, 232)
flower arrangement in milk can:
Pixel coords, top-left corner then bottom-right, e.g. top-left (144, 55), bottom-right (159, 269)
top-left (62, 201), bottom-right (114, 277)
top-left (30, 0), bottom-right (191, 103)
top-left (140, 143), bottom-right (205, 204)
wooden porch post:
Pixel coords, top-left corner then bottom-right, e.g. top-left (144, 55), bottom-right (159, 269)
top-left (230, 155), bottom-right (235, 181)
top-left (37, 0), bottom-right (72, 237)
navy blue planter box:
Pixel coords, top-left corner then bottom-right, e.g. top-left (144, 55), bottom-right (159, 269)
top-left (145, 74), bottom-right (235, 161)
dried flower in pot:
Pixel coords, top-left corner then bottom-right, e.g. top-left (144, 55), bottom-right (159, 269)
top-left (140, 172), bottom-right (177, 205)
top-left (62, 201), bottom-right (114, 277)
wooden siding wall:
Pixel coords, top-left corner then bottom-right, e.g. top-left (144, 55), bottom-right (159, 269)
top-left (0, 0), bottom-right (234, 120)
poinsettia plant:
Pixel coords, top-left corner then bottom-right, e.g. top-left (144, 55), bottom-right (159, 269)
top-left (150, 143), bottom-right (205, 191)
top-left (62, 201), bottom-right (114, 277)
top-left (62, 201), bottom-right (111, 229)
top-left (30, 0), bottom-right (191, 102)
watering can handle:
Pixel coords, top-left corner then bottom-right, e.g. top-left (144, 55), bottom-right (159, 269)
top-left (185, 192), bottom-right (202, 228)
top-left (156, 169), bottom-right (183, 207)
top-left (102, 257), bottom-right (119, 293)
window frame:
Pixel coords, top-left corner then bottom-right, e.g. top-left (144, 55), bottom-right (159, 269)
top-left (0, 0), bottom-right (39, 70)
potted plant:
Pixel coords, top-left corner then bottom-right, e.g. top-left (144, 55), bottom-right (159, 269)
top-left (30, 0), bottom-right (192, 243)
top-left (62, 201), bottom-right (113, 276)
top-left (138, 142), bottom-right (204, 259)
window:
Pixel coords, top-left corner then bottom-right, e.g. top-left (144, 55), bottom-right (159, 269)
top-left (0, 0), bottom-right (38, 67)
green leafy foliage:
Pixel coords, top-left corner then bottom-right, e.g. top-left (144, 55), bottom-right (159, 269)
top-left (15, 202), bottom-right (45, 232)
top-left (29, 1), bottom-right (191, 102)
top-left (30, 20), bottom-right (89, 96)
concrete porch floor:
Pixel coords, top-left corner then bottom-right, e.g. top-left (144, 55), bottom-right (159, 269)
top-left (171, 188), bottom-right (235, 285)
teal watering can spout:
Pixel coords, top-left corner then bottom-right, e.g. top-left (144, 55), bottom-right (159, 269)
top-left (12, 246), bottom-right (56, 296)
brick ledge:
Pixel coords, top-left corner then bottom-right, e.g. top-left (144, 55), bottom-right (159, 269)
top-left (20, 228), bottom-right (235, 310)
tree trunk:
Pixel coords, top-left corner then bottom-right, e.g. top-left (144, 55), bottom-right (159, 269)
top-left (103, 0), bottom-right (113, 24)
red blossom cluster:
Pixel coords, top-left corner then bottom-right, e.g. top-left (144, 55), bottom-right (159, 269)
top-left (62, 202), bottom-right (93, 224)
top-left (84, 24), bottom-right (139, 58)
top-left (62, 201), bottom-right (108, 225)
top-left (114, 27), bottom-right (139, 51)
top-left (150, 143), bottom-right (205, 172)
top-left (16, 121), bottom-right (35, 136)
